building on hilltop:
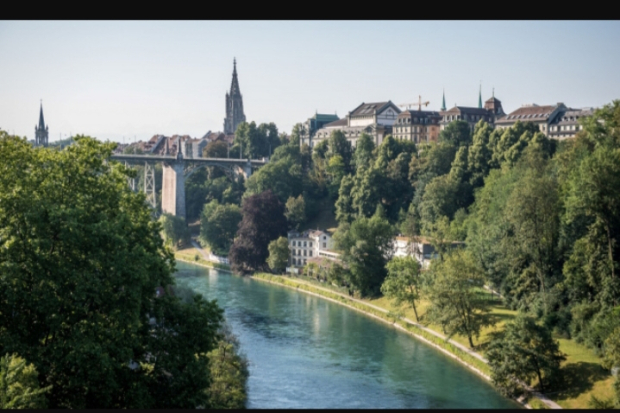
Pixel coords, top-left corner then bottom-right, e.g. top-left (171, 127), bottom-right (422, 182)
top-left (223, 58), bottom-right (246, 135)
top-left (34, 101), bottom-right (49, 147)
top-left (494, 103), bottom-right (566, 136)
top-left (439, 89), bottom-right (504, 132)
top-left (312, 101), bottom-right (401, 148)
top-left (548, 107), bottom-right (594, 140)
top-left (495, 103), bottom-right (593, 140)
top-left (393, 109), bottom-right (442, 143)
top-left (299, 112), bottom-right (340, 147)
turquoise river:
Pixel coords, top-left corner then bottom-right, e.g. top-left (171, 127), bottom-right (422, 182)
top-left (175, 261), bottom-right (521, 409)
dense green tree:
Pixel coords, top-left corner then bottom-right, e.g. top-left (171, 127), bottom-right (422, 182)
top-left (486, 315), bottom-right (566, 395)
top-left (326, 155), bottom-right (346, 199)
top-left (267, 236), bottom-right (290, 273)
top-left (352, 132), bottom-right (375, 171)
top-left (312, 139), bottom-right (329, 161)
top-left (381, 256), bottom-right (422, 321)
top-left (0, 354), bottom-right (51, 409)
top-left (467, 121), bottom-right (494, 187)
top-left (234, 121), bottom-right (281, 159)
top-left (206, 323), bottom-right (249, 409)
top-left (200, 200), bottom-right (242, 256)
top-left (327, 130), bottom-right (353, 173)
top-left (244, 156), bottom-right (303, 204)
top-left (334, 206), bottom-right (394, 297)
top-left (289, 123), bottom-right (303, 147)
top-left (335, 174), bottom-right (356, 224)
top-left (418, 174), bottom-right (461, 235)
top-left (0, 133), bottom-right (224, 408)
top-left (203, 140), bottom-right (229, 158)
top-left (229, 190), bottom-right (287, 273)
top-left (564, 146), bottom-right (620, 306)
top-left (425, 249), bottom-right (492, 348)
top-left (159, 213), bottom-right (190, 249)
top-left (438, 120), bottom-right (472, 147)
top-left (285, 195), bottom-right (306, 231)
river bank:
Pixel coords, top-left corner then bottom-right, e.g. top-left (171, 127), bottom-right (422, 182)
top-left (175, 244), bottom-right (615, 409)
top-left (250, 272), bottom-right (548, 410)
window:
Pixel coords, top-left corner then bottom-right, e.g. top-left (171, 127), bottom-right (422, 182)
top-left (292, 241), bottom-right (296, 246)
top-left (309, 242), bottom-right (312, 247)
top-left (309, 251), bottom-right (313, 257)
top-left (303, 250), bottom-right (307, 256)
top-left (323, 242), bottom-right (326, 248)
top-left (303, 241), bottom-right (307, 247)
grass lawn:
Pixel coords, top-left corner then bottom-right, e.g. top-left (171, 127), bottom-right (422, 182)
top-left (552, 339), bottom-right (615, 409)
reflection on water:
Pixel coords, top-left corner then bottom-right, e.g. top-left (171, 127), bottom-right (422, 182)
top-left (174, 262), bottom-right (520, 409)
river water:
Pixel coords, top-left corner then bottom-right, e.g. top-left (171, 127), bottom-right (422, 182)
top-left (174, 261), bottom-right (521, 409)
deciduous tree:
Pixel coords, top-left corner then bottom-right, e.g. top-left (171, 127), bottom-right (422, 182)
top-left (425, 249), bottom-right (492, 348)
top-left (381, 256), bottom-right (422, 321)
top-left (486, 315), bottom-right (566, 396)
top-left (229, 190), bottom-right (287, 273)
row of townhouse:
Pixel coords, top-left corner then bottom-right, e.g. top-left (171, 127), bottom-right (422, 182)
top-left (300, 90), bottom-right (595, 149)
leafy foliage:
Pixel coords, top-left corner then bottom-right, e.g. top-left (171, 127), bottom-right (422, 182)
top-left (486, 316), bottom-right (566, 395)
top-left (267, 236), bottom-right (290, 273)
top-left (0, 354), bottom-right (51, 409)
top-left (229, 190), bottom-right (287, 273)
top-left (424, 249), bottom-right (492, 348)
top-left (159, 213), bottom-right (190, 249)
top-left (0, 133), bottom-right (224, 408)
top-left (381, 256), bottom-right (422, 321)
top-left (335, 206), bottom-right (394, 297)
top-left (200, 200), bottom-right (242, 256)
top-left (206, 323), bottom-right (249, 409)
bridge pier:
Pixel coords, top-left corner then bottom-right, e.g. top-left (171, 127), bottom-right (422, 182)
top-left (162, 161), bottom-right (186, 219)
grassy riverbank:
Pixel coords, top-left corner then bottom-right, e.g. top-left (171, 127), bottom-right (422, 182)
top-left (174, 247), bottom-right (231, 272)
top-left (250, 272), bottom-right (614, 409)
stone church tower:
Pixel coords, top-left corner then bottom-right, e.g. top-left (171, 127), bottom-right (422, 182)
top-left (35, 101), bottom-right (48, 147)
top-left (223, 59), bottom-right (246, 135)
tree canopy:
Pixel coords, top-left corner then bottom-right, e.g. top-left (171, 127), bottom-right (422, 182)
top-left (0, 133), bottom-right (224, 408)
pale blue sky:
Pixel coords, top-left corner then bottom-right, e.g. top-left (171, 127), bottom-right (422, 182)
top-left (1, 21), bottom-right (619, 143)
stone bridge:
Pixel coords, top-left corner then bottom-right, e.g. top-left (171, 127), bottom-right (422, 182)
top-left (111, 152), bottom-right (267, 219)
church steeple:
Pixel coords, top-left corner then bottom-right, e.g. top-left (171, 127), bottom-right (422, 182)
top-left (35, 100), bottom-right (49, 147)
top-left (478, 84), bottom-right (482, 109)
top-left (441, 89), bottom-right (446, 111)
top-left (224, 58), bottom-right (246, 135)
top-left (38, 101), bottom-right (45, 130)
top-left (230, 58), bottom-right (241, 96)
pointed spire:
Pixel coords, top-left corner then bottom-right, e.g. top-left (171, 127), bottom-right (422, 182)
top-left (478, 84), bottom-right (482, 109)
top-left (230, 58), bottom-right (240, 96)
top-left (38, 100), bottom-right (45, 130)
top-left (492, 87), bottom-right (495, 98)
top-left (441, 89), bottom-right (446, 111)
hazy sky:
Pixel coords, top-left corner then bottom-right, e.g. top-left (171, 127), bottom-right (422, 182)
top-left (1, 20), bottom-right (619, 143)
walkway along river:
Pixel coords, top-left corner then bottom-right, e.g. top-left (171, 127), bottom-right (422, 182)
top-left (174, 261), bottom-right (521, 409)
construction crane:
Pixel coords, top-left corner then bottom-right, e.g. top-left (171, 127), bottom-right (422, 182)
top-left (398, 95), bottom-right (430, 111)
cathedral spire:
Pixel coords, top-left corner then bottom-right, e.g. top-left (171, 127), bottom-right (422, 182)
top-left (224, 58), bottom-right (246, 135)
top-left (230, 58), bottom-right (240, 96)
top-left (441, 89), bottom-right (446, 111)
top-left (38, 100), bottom-right (45, 130)
top-left (35, 100), bottom-right (49, 147)
top-left (478, 84), bottom-right (482, 109)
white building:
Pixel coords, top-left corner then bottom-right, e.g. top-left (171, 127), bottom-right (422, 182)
top-left (392, 236), bottom-right (463, 269)
top-left (312, 101), bottom-right (401, 148)
top-left (288, 229), bottom-right (336, 267)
